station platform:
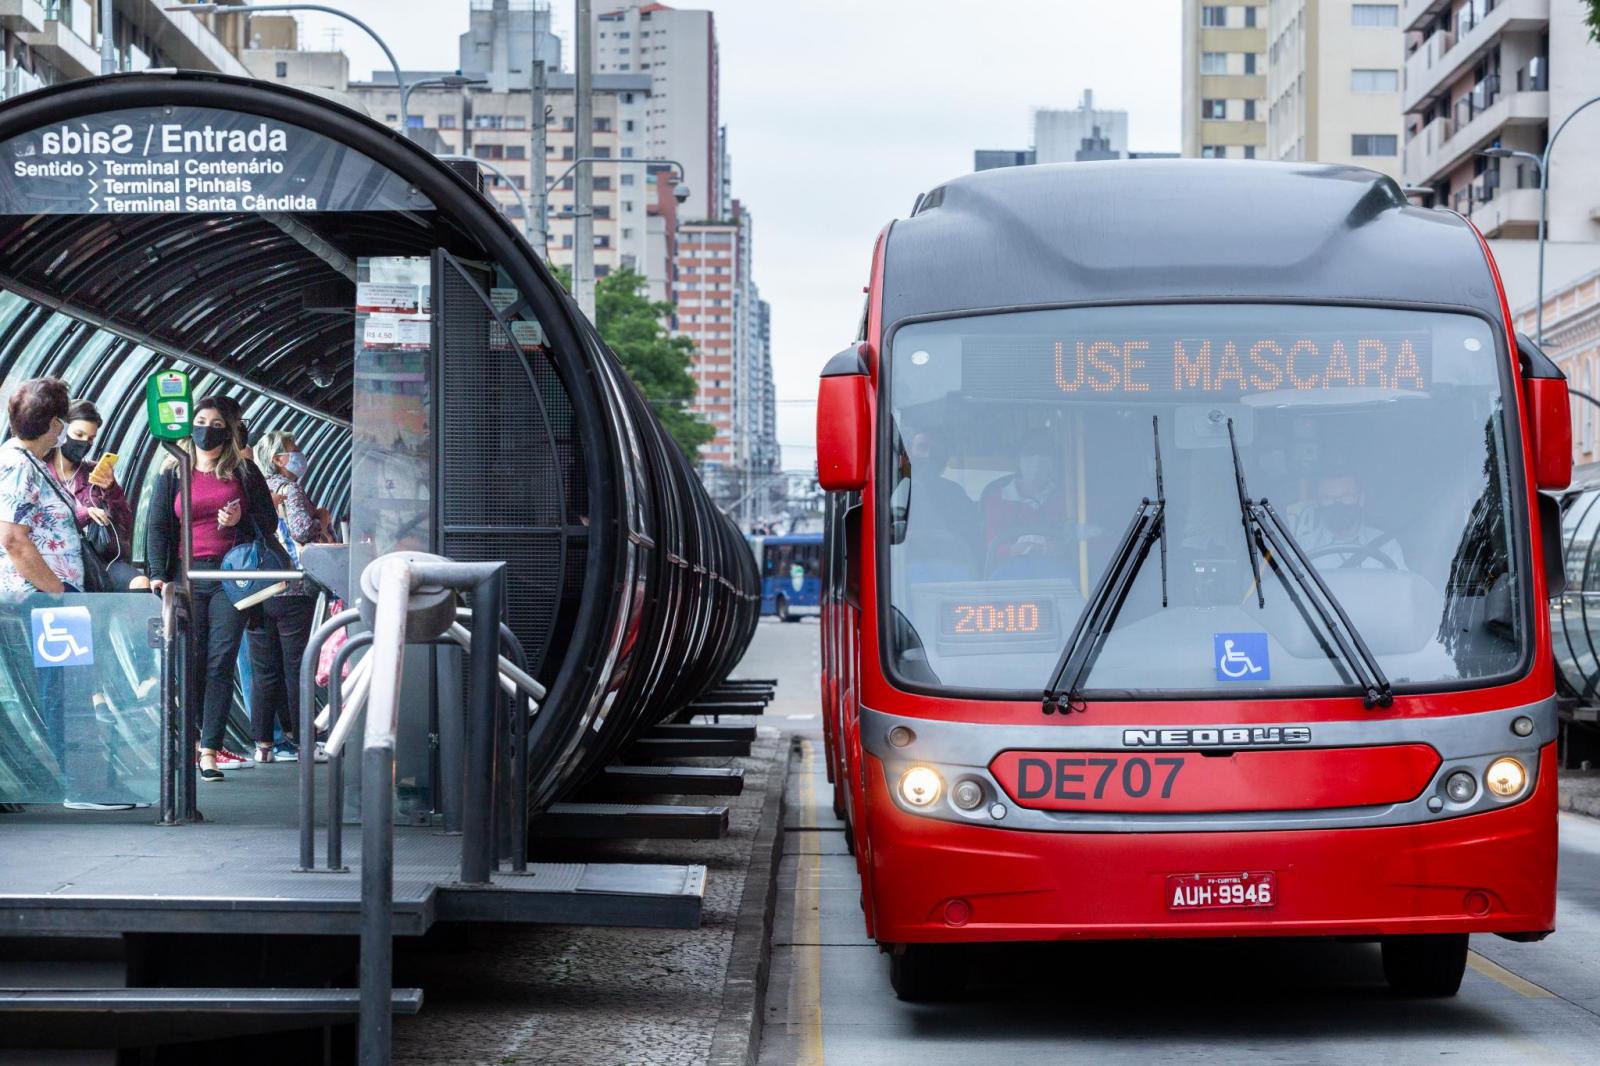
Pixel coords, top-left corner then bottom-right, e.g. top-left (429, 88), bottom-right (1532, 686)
top-left (0, 759), bottom-right (707, 939)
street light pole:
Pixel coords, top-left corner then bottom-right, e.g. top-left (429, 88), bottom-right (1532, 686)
top-left (1535, 95), bottom-right (1600, 345)
top-left (100, 0), bottom-right (116, 74)
top-left (401, 75), bottom-right (486, 143)
top-left (574, 0), bottom-right (595, 320)
top-left (166, 4), bottom-right (407, 124)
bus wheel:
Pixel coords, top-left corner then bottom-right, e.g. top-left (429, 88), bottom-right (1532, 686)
top-left (842, 820), bottom-right (855, 855)
top-left (890, 944), bottom-right (969, 1002)
top-left (1381, 934), bottom-right (1468, 997)
top-left (775, 595), bottom-right (792, 622)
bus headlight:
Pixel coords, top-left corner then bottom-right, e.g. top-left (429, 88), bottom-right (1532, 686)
top-left (1484, 757), bottom-right (1528, 799)
top-left (898, 766), bottom-right (942, 808)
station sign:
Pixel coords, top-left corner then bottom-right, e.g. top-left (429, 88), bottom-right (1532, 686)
top-left (145, 369), bottom-right (192, 441)
top-left (0, 106), bottom-right (434, 216)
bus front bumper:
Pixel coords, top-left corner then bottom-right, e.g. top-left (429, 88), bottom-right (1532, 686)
top-left (862, 742), bottom-right (1558, 944)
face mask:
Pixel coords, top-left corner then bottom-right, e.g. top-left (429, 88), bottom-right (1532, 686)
top-left (283, 452), bottom-right (309, 480)
top-left (1320, 501), bottom-right (1361, 531)
top-left (53, 421), bottom-right (68, 447)
top-left (192, 424), bottom-right (230, 452)
top-left (1018, 455), bottom-right (1052, 485)
top-left (59, 438), bottom-right (92, 466)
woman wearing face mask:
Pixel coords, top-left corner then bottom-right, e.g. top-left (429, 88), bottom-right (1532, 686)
top-left (245, 431), bottom-right (323, 763)
top-left (0, 378), bottom-right (84, 598)
top-left (47, 399), bottom-right (147, 592)
top-left (144, 397), bottom-right (279, 782)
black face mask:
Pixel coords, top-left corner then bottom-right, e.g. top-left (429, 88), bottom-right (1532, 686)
top-left (59, 438), bottom-right (92, 466)
top-left (1320, 502), bottom-right (1362, 532)
top-left (192, 425), bottom-right (230, 452)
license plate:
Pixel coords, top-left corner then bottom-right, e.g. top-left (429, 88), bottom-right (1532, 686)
top-left (1167, 871), bottom-right (1276, 910)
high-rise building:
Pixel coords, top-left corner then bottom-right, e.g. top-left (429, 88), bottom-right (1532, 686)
top-left (1181, 2), bottom-right (1269, 158)
top-left (1402, 0), bottom-right (1600, 242)
top-left (458, 0), bottom-right (560, 92)
top-left (349, 73), bottom-right (659, 289)
top-left (1035, 90), bottom-right (1130, 162)
top-left (594, 1), bottom-right (724, 220)
top-left (0, 0), bottom-right (250, 99)
top-left (676, 216), bottom-right (741, 479)
top-left (1265, 1), bottom-right (1405, 179)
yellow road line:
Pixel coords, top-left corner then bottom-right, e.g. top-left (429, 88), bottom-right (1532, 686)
top-left (790, 740), bottom-right (824, 1065)
top-left (1469, 951), bottom-right (1556, 999)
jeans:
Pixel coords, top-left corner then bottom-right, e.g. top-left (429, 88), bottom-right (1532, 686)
top-left (188, 563), bottom-right (248, 753)
top-left (247, 594), bottom-right (314, 746)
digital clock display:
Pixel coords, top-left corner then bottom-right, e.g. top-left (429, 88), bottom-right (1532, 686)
top-left (940, 599), bottom-right (1058, 639)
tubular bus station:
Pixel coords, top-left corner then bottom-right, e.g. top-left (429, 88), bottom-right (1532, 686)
top-left (0, 72), bottom-right (763, 1060)
top-left (815, 160), bottom-right (1575, 1002)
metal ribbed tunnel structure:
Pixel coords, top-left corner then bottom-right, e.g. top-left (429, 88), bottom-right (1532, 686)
top-left (0, 70), bottom-right (759, 813)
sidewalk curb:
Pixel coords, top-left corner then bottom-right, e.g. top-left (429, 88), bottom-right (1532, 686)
top-left (1559, 789), bottom-right (1600, 819)
top-left (707, 734), bottom-right (791, 1066)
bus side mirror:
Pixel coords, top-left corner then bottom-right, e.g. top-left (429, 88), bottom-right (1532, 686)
top-left (1518, 334), bottom-right (1572, 491)
top-left (817, 345), bottom-right (872, 491)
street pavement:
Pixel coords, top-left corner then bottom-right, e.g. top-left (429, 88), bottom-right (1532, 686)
top-left (752, 617), bottom-right (1600, 1065)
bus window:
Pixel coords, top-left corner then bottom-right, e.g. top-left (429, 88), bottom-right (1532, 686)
top-left (885, 303), bottom-right (1523, 696)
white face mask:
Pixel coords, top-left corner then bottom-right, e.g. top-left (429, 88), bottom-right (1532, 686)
top-left (54, 421), bottom-right (68, 447)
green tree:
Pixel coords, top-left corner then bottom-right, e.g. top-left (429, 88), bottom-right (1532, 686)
top-left (1589, 0), bottom-right (1600, 42)
top-left (553, 266), bottom-right (714, 458)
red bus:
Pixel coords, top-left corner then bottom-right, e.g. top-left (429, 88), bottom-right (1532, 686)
top-left (815, 161), bottom-right (1573, 1001)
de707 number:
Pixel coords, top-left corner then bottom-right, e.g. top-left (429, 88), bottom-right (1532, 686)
top-left (1014, 754), bottom-right (1184, 802)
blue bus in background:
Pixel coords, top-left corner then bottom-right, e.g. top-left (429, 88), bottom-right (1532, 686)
top-left (755, 533), bottom-right (823, 621)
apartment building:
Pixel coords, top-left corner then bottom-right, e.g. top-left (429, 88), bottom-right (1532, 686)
top-left (1181, 2), bottom-right (1269, 158)
top-left (1266, 1), bottom-right (1406, 178)
top-left (1402, 0), bottom-right (1600, 242)
top-left (594, 0), bottom-right (724, 221)
top-left (351, 73), bottom-right (657, 288)
top-left (0, 0), bottom-right (248, 99)
top-left (676, 217), bottom-right (740, 475)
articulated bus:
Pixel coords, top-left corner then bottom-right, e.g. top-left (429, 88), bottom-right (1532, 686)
top-left (816, 161), bottom-right (1573, 1001)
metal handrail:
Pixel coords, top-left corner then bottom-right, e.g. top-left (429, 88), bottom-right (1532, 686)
top-left (358, 557), bottom-right (509, 1065)
top-left (187, 568), bottom-right (306, 582)
top-left (324, 632), bottom-right (374, 872)
top-left (297, 607), bottom-right (362, 871)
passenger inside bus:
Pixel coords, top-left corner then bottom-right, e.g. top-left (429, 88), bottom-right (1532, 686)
top-left (978, 436), bottom-right (1077, 581)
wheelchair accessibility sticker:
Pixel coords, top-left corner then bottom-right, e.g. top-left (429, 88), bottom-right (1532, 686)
top-left (31, 606), bottom-right (94, 668)
top-left (1214, 632), bottom-right (1267, 682)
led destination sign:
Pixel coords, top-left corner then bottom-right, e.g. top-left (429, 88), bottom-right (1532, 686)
top-left (961, 331), bottom-right (1432, 400)
top-left (0, 107), bottom-right (433, 216)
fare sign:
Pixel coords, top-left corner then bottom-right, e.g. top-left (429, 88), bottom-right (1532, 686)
top-left (962, 331), bottom-right (1433, 400)
top-left (0, 107), bottom-right (434, 216)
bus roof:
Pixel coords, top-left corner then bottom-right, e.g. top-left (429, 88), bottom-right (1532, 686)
top-left (881, 160), bottom-right (1502, 329)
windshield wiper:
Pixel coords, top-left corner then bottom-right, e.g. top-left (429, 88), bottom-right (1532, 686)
top-left (1226, 418), bottom-right (1393, 709)
top-left (1042, 416), bottom-right (1167, 715)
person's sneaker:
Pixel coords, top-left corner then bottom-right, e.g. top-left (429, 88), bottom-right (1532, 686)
top-left (214, 749), bottom-right (253, 771)
top-left (311, 742), bottom-right (330, 764)
top-left (253, 746), bottom-right (275, 764)
top-left (271, 740), bottom-right (300, 763)
top-left (199, 767), bottom-right (224, 783)
top-left (63, 800), bottom-right (136, 811)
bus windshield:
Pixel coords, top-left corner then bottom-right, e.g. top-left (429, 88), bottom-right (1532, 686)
top-left (884, 303), bottom-right (1526, 698)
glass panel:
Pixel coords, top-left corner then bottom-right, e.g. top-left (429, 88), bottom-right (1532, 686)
top-left (886, 303), bottom-right (1522, 697)
top-left (0, 592), bottom-right (162, 805)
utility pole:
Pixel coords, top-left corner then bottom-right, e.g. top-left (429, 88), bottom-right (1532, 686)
top-left (99, 0), bottom-right (116, 74)
top-left (573, 0), bottom-right (595, 320)
top-left (531, 43), bottom-right (548, 255)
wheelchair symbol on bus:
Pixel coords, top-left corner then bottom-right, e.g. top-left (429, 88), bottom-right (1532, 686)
top-left (31, 606), bottom-right (94, 668)
top-left (1214, 632), bottom-right (1268, 682)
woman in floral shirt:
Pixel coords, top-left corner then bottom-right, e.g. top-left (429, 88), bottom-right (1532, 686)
top-left (0, 378), bottom-right (83, 599)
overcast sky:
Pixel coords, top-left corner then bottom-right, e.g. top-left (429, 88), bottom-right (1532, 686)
top-left (295, 1), bottom-right (1182, 469)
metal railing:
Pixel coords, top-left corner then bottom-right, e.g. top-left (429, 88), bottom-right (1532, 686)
top-left (287, 553), bottom-right (545, 1065)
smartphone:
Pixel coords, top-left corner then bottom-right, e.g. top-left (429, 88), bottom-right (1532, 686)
top-left (88, 452), bottom-right (118, 485)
